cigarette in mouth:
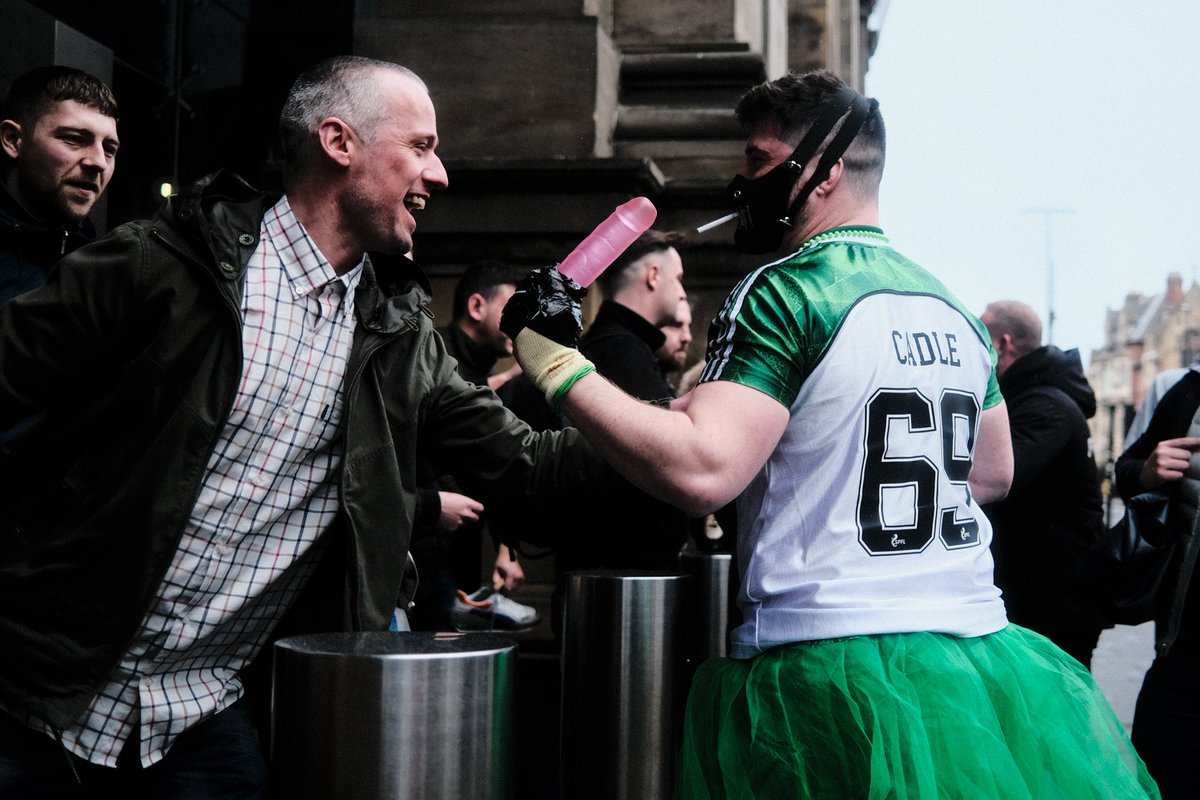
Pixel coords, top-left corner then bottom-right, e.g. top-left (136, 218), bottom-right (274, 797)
top-left (696, 213), bottom-right (737, 234)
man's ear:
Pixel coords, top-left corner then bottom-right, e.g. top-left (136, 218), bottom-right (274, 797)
top-left (643, 261), bottom-right (661, 291)
top-left (316, 117), bottom-right (356, 168)
top-left (991, 332), bottom-right (1011, 360)
top-left (812, 158), bottom-right (844, 198)
top-left (466, 292), bottom-right (488, 323)
top-left (0, 120), bottom-right (23, 160)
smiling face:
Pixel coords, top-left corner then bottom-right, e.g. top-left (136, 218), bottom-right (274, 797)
top-left (340, 71), bottom-right (448, 257)
top-left (0, 99), bottom-right (119, 224)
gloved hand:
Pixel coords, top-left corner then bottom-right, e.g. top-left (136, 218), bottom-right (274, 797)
top-left (499, 265), bottom-right (587, 345)
top-left (500, 266), bottom-right (595, 408)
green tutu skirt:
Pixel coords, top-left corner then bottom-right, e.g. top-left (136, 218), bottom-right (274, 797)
top-left (679, 625), bottom-right (1159, 799)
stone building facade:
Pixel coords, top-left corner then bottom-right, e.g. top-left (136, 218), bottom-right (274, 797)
top-left (6, 0), bottom-right (883, 356)
top-left (1088, 272), bottom-right (1200, 466)
top-left (353, 0), bottom-right (883, 354)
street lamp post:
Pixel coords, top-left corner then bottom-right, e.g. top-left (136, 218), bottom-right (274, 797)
top-left (1023, 207), bottom-right (1075, 345)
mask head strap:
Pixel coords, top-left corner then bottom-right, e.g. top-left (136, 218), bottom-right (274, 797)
top-left (784, 91), bottom-right (875, 223)
top-left (780, 87), bottom-right (862, 179)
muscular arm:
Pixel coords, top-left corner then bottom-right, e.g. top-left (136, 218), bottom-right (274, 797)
top-left (969, 402), bottom-right (1013, 504)
top-left (560, 374), bottom-right (790, 517)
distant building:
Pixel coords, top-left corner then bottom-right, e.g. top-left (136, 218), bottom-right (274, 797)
top-left (1088, 272), bottom-right (1200, 467)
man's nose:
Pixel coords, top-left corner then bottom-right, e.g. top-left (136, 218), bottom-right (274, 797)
top-left (425, 153), bottom-right (449, 190)
top-left (79, 142), bottom-right (110, 173)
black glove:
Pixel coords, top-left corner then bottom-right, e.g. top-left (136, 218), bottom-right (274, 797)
top-left (500, 266), bottom-right (587, 347)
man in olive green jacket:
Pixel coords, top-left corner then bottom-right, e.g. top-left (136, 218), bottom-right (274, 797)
top-left (0, 57), bottom-right (593, 798)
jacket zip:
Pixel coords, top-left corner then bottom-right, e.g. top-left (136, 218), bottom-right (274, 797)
top-left (338, 327), bottom-right (411, 629)
top-left (1160, 496), bottom-right (1200, 656)
top-left (338, 302), bottom-right (431, 628)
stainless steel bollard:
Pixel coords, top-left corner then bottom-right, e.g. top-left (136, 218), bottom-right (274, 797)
top-left (561, 571), bottom-right (688, 800)
top-left (271, 631), bottom-right (515, 800)
top-left (680, 550), bottom-right (733, 661)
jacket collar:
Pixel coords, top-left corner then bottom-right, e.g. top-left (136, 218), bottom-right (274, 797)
top-left (593, 299), bottom-right (667, 350)
top-left (169, 171), bottom-right (433, 335)
top-left (0, 181), bottom-right (96, 248)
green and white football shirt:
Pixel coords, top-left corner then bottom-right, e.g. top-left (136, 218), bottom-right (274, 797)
top-left (701, 227), bottom-right (1008, 658)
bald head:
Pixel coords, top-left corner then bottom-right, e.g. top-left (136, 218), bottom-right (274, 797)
top-left (981, 300), bottom-right (1042, 375)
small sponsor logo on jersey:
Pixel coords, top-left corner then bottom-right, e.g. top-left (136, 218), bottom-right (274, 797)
top-left (890, 533), bottom-right (907, 548)
top-left (891, 330), bottom-right (961, 368)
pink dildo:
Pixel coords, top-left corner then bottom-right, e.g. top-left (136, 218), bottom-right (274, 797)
top-left (556, 197), bottom-right (658, 288)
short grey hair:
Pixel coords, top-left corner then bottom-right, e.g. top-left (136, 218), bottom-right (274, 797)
top-left (278, 56), bottom-right (425, 181)
top-left (983, 300), bottom-right (1043, 357)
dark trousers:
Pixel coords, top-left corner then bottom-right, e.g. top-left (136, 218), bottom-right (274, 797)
top-left (0, 701), bottom-right (268, 799)
top-left (1132, 651), bottom-right (1200, 800)
top-left (1037, 624), bottom-right (1102, 670)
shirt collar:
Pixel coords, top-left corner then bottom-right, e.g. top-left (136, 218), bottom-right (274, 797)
top-left (266, 195), bottom-right (364, 298)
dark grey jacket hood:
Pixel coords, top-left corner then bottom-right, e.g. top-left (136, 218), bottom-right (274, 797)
top-left (1000, 345), bottom-right (1097, 419)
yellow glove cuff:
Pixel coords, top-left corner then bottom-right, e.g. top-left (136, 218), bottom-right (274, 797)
top-left (513, 328), bottom-right (596, 409)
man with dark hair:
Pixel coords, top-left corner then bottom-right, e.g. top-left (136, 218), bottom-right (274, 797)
top-left (0, 56), bottom-right (591, 797)
top-left (0, 66), bottom-right (119, 304)
top-left (979, 299), bottom-right (1109, 668)
top-left (409, 260), bottom-right (539, 633)
top-left (584, 228), bottom-right (687, 402)
top-left (501, 69), bottom-right (1157, 797)
top-left (445, 260), bottom-right (527, 389)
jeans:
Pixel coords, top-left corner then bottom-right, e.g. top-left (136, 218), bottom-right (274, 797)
top-left (0, 700), bottom-right (269, 799)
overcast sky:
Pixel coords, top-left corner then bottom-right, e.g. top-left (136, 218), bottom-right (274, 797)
top-left (864, 1), bottom-right (1200, 359)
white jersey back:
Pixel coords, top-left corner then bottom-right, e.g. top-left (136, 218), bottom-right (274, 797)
top-left (700, 229), bottom-right (1008, 658)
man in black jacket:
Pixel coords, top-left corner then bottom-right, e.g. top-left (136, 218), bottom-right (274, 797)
top-left (1116, 367), bottom-right (1200, 799)
top-left (410, 260), bottom-right (536, 632)
top-left (536, 229), bottom-right (691, 631)
top-left (0, 68), bottom-right (119, 457)
top-left (980, 299), bottom-right (1109, 667)
top-left (572, 234), bottom-right (689, 550)
top-left (581, 229), bottom-right (686, 404)
top-left (0, 66), bottom-right (118, 305)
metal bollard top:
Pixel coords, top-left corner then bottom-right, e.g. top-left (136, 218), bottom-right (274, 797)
top-left (274, 631), bottom-right (516, 660)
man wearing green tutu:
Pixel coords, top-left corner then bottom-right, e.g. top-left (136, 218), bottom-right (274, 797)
top-left (501, 70), bottom-right (1159, 797)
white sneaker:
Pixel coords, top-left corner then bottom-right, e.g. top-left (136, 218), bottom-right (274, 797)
top-left (451, 586), bottom-right (541, 632)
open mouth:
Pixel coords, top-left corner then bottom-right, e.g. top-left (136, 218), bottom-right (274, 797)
top-left (404, 194), bottom-right (426, 212)
top-left (66, 180), bottom-right (100, 195)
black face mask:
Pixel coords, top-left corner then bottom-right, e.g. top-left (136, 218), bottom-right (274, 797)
top-left (726, 160), bottom-right (804, 255)
top-left (727, 88), bottom-right (872, 255)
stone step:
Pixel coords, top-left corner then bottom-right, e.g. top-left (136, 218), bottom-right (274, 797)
top-left (615, 104), bottom-right (740, 140)
top-left (619, 49), bottom-right (767, 107)
top-left (614, 49), bottom-right (764, 160)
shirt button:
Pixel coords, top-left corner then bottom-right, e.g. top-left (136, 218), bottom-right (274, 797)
top-left (238, 233), bottom-right (255, 246)
top-left (251, 472), bottom-right (267, 487)
top-left (219, 261), bottom-right (237, 276)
